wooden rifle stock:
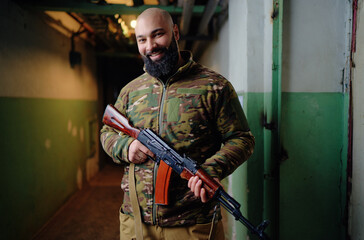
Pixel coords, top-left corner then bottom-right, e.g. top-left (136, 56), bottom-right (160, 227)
top-left (102, 104), bottom-right (140, 139)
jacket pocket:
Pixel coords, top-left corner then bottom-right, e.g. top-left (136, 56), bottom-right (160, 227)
top-left (127, 88), bottom-right (153, 113)
top-left (166, 88), bottom-right (206, 122)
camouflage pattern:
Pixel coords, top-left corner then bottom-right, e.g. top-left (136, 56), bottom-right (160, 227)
top-left (100, 51), bottom-right (255, 227)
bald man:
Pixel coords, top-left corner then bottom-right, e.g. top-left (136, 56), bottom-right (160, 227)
top-left (100, 8), bottom-right (255, 240)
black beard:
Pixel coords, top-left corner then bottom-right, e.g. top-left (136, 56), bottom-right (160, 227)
top-left (142, 37), bottom-right (179, 80)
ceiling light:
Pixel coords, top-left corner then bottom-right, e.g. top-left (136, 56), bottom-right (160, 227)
top-left (130, 20), bottom-right (136, 29)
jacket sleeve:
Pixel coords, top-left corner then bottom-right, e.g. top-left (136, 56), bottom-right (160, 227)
top-left (201, 82), bottom-right (255, 180)
top-left (100, 89), bottom-right (134, 164)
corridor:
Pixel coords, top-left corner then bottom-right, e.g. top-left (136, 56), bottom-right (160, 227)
top-left (33, 164), bottom-right (124, 240)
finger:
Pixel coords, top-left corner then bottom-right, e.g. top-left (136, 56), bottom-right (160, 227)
top-left (138, 150), bottom-right (154, 164)
top-left (189, 176), bottom-right (198, 193)
top-left (135, 151), bottom-right (147, 161)
top-left (188, 177), bottom-right (193, 188)
top-left (190, 176), bottom-right (199, 187)
top-left (189, 177), bottom-right (195, 191)
top-left (130, 151), bottom-right (143, 164)
top-left (139, 144), bottom-right (155, 158)
top-left (194, 179), bottom-right (203, 198)
top-left (200, 188), bottom-right (208, 203)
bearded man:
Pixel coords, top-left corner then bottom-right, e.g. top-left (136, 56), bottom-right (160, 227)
top-left (100, 7), bottom-right (255, 240)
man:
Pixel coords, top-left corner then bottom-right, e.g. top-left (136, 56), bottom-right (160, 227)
top-left (100, 8), bottom-right (255, 240)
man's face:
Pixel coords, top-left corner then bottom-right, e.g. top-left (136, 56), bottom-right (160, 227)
top-left (141, 34), bottom-right (179, 79)
top-left (135, 14), bottom-right (180, 78)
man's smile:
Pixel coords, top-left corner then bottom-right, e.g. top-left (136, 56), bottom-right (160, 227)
top-left (147, 48), bottom-right (166, 61)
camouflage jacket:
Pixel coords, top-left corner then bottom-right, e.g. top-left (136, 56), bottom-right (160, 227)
top-left (100, 51), bottom-right (255, 227)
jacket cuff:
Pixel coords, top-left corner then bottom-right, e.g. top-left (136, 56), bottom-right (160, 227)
top-left (112, 136), bottom-right (134, 163)
top-left (201, 164), bottom-right (220, 180)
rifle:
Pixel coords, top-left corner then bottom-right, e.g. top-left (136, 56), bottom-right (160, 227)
top-left (102, 104), bottom-right (270, 240)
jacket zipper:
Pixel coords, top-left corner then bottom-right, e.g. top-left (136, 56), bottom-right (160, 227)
top-left (152, 80), bottom-right (168, 225)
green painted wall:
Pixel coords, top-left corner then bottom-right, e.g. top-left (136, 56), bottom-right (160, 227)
top-left (0, 97), bottom-right (98, 239)
top-left (279, 92), bottom-right (347, 240)
top-left (232, 92), bottom-right (347, 240)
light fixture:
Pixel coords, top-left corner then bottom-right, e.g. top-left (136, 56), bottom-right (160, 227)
top-left (130, 20), bottom-right (136, 29)
top-left (69, 33), bottom-right (82, 68)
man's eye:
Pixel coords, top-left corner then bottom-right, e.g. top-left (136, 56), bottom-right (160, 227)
top-left (138, 39), bottom-right (146, 43)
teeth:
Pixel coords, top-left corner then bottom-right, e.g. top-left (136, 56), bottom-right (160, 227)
top-left (146, 50), bottom-right (164, 59)
top-left (151, 52), bottom-right (161, 57)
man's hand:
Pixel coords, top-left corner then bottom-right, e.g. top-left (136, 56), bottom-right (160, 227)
top-left (188, 176), bottom-right (221, 203)
top-left (128, 139), bottom-right (155, 164)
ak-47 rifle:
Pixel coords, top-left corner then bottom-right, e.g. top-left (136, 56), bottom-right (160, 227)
top-left (102, 104), bottom-right (270, 240)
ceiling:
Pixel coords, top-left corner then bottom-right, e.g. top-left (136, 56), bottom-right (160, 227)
top-left (16, 0), bottom-right (228, 60)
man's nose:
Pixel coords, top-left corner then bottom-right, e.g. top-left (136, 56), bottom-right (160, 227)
top-left (146, 38), bottom-right (156, 52)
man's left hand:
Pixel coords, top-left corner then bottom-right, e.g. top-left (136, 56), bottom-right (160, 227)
top-left (188, 176), bottom-right (221, 203)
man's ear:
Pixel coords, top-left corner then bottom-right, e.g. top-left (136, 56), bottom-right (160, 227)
top-left (173, 24), bottom-right (180, 41)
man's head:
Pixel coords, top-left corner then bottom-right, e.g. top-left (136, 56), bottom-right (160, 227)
top-left (135, 8), bottom-right (182, 79)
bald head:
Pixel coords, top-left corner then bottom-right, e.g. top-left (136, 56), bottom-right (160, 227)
top-left (136, 8), bottom-right (174, 30)
top-left (135, 7), bottom-right (179, 47)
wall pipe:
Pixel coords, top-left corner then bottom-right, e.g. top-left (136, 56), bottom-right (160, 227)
top-left (346, 0), bottom-right (357, 239)
top-left (263, 0), bottom-right (283, 239)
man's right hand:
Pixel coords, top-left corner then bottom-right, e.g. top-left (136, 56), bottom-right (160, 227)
top-left (128, 139), bottom-right (155, 164)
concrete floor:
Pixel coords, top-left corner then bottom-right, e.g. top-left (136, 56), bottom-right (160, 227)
top-left (33, 163), bottom-right (124, 240)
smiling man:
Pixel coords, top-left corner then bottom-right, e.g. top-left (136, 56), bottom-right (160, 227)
top-left (135, 8), bottom-right (184, 80)
top-left (100, 7), bottom-right (255, 240)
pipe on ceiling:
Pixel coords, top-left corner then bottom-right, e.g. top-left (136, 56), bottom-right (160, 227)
top-left (197, 0), bottom-right (219, 34)
top-left (179, 0), bottom-right (195, 49)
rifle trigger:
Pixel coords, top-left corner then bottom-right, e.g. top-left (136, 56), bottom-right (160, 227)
top-left (147, 155), bottom-right (158, 163)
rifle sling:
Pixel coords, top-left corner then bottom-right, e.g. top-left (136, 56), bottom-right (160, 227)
top-left (129, 163), bottom-right (143, 240)
top-left (154, 161), bottom-right (173, 205)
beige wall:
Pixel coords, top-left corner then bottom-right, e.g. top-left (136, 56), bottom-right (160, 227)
top-left (0, 3), bottom-right (98, 100)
